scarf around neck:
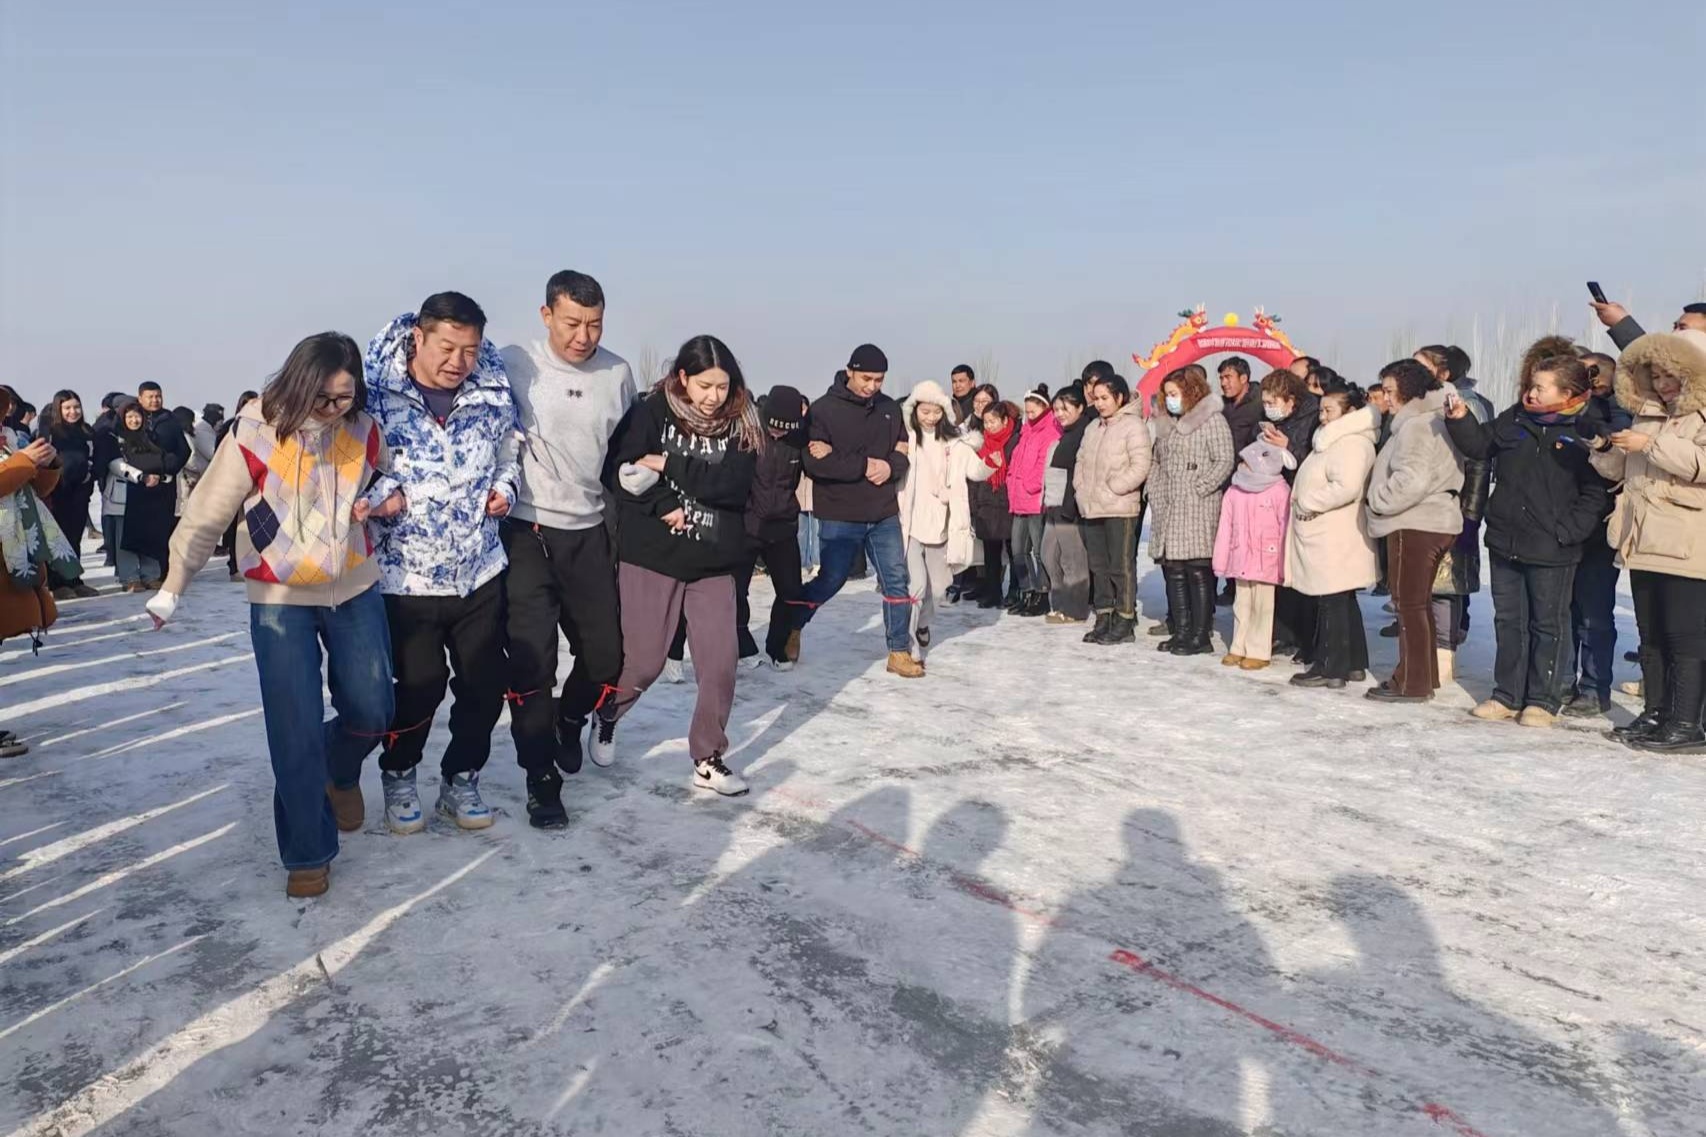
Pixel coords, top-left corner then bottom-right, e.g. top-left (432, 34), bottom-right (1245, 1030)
top-left (663, 382), bottom-right (765, 453)
top-left (979, 420), bottom-right (1014, 491)
top-left (0, 442), bottom-right (80, 603)
top-left (1521, 394), bottom-right (1589, 426)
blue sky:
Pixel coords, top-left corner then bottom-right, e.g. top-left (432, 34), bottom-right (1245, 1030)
top-left (2, 0), bottom-right (1701, 408)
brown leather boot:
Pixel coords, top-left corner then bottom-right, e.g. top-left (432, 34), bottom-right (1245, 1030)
top-left (326, 782), bottom-right (364, 832)
top-left (286, 865), bottom-right (330, 898)
top-left (886, 651), bottom-right (925, 679)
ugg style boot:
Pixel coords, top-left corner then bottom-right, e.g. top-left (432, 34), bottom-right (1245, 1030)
top-left (1436, 648), bottom-right (1456, 684)
top-left (886, 651), bottom-right (926, 679)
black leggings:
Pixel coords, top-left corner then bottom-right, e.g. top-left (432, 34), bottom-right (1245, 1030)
top-left (1630, 569), bottom-right (1706, 707)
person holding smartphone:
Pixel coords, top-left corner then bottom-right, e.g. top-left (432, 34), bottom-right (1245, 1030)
top-left (1587, 329), bottom-right (1706, 752)
top-left (1444, 355), bottom-right (1609, 727)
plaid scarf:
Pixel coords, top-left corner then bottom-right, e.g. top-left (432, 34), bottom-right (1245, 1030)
top-left (662, 382), bottom-right (765, 452)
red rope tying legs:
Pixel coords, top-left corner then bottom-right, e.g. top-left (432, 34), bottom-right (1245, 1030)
top-left (347, 714), bottom-right (435, 750)
top-left (503, 688), bottom-right (540, 707)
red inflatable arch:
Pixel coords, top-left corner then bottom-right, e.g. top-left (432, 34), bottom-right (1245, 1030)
top-left (1131, 307), bottom-right (1301, 416)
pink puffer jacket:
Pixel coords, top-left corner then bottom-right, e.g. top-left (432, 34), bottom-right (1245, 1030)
top-left (1007, 412), bottom-right (1062, 516)
top-left (1212, 480), bottom-right (1290, 585)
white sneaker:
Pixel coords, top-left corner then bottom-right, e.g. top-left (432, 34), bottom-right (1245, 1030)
top-left (381, 770), bottom-right (426, 835)
top-left (740, 654), bottom-right (766, 671)
top-left (660, 659), bottom-right (687, 684)
top-left (693, 754), bottom-right (749, 796)
top-left (435, 772), bottom-right (494, 830)
top-left (588, 711), bottom-right (618, 768)
top-left (769, 657), bottom-right (795, 673)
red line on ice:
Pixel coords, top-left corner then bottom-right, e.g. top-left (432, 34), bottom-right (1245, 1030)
top-left (776, 786), bottom-right (1497, 1136)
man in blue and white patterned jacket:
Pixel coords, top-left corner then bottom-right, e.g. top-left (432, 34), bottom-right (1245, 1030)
top-left (361, 292), bottom-right (520, 835)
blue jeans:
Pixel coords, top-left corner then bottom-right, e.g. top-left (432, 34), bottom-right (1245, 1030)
top-left (797, 512), bottom-right (820, 571)
top-left (1570, 534), bottom-right (1619, 703)
top-left (1489, 554), bottom-right (1576, 715)
top-left (794, 514), bottom-right (911, 652)
top-left (249, 585), bottom-right (394, 869)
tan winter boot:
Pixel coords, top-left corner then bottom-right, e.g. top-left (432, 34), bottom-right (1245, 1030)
top-left (886, 651), bottom-right (925, 679)
top-left (286, 865), bottom-right (330, 898)
top-left (1518, 706), bottom-right (1556, 728)
top-left (326, 782), bottom-right (364, 832)
top-left (1470, 700), bottom-right (1517, 722)
top-left (1436, 648), bottom-right (1456, 684)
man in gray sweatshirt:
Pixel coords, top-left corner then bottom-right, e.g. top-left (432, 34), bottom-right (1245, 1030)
top-left (500, 270), bottom-right (638, 829)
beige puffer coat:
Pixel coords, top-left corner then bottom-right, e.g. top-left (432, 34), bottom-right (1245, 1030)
top-left (1364, 386), bottom-right (1465, 540)
top-left (1285, 405), bottom-right (1379, 596)
top-left (1590, 329), bottom-right (1706, 581)
top-left (1074, 400), bottom-right (1153, 519)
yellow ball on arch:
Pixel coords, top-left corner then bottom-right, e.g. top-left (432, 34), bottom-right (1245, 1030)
top-left (1222, 312), bottom-right (1240, 327)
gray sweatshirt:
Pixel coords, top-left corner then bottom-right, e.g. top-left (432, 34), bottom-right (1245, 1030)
top-left (501, 340), bottom-right (638, 531)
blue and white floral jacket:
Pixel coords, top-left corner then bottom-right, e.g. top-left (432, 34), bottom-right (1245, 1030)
top-left (364, 314), bottom-right (521, 597)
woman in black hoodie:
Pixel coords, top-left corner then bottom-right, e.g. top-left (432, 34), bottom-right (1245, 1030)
top-left (1446, 355), bottom-right (1609, 727)
top-left (96, 398), bottom-right (176, 589)
top-left (1041, 384), bottom-right (1092, 624)
top-left (37, 389), bottom-right (101, 598)
top-left (602, 335), bottom-right (760, 796)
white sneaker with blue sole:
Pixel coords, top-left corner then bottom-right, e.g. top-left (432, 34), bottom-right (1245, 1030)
top-left (382, 770), bottom-right (426, 835)
top-left (436, 772), bottom-right (494, 830)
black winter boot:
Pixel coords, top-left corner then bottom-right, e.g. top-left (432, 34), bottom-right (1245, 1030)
top-left (1615, 648), bottom-right (1670, 741)
top-left (1169, 566), bottom-right (1216, 656)
top-left (1098, 614), bottom-right (1136, 645)
top-left (1084, 612), bottom-right (1113, 643)
top-left (1020, 590), bottom-right (1049, 617)
top-left (1632, 658), bottom-right (1706, 753)
top-left (1157, 565), bottom-right (1191, 652)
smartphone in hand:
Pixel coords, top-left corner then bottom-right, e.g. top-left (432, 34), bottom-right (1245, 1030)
top-left (1588, 281), bottom-right (1608, 304)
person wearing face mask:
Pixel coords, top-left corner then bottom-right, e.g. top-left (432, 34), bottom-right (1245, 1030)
top-left (603, 335), bottom-right (761, 792)
top-left (1445, 356), bottom-right (1609, 728)
top-left (1257, 368), bottom-right (1320, 662)
top-left (1149, 367), bottom-right (1234, 655)
top-left (356, 293), bottom-right (519, 834)
top-left (1588, 329), bottom-right (1706, 752)
top-left (146, 332), bottom-right (405, 898)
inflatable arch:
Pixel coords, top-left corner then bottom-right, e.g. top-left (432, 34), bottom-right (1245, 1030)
top-left (1132, 306), bottom-right (1302, 414)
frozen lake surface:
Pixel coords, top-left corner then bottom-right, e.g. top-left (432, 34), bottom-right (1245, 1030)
top-left (2, 550), bottom-right (1702, 1136)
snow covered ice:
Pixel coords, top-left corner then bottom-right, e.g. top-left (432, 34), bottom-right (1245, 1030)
top-left (2, 551), bottom-right (1704, 1137)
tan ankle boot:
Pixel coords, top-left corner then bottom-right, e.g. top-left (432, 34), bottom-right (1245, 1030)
top-left (286, 865), bottom-right (330, 898)
top-left (886, 651), bottom-right (925, 679)
top-left (1436, 648), bottom-right (1455, 684)
top-left (326, 782), bottom-right (364, 832)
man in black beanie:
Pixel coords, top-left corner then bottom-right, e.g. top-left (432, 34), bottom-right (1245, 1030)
top-left (786, 345), bottom-right (921, 678)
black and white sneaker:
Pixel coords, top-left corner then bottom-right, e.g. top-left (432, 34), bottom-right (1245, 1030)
top-left (692, 754), bottom-right (749, 797)
top-left (588, 711), bottom-right (618, 768)
top-left (526, 774), bottom-right (568, 829)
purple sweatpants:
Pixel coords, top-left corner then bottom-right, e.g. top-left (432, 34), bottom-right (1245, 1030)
top-left (610, 562), bottom-right (737, 762)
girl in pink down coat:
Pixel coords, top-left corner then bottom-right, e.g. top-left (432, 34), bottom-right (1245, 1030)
top-left (1006, 387), bottom-right (1063, 614)
top-left (1213, 438), bottom-right (1295, 667)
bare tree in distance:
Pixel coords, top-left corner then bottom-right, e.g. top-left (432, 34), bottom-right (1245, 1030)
top-left (972, 349), bottom-right (1001, 390)
top-left (636, 345), bottom-right (662, 388)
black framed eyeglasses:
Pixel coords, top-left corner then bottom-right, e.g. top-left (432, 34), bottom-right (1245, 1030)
top-left (314, 393), bottom-right (356, 411)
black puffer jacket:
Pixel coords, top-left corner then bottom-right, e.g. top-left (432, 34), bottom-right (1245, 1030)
top-left (1045, 414), bottom-right (1091, 523)
top-left (802, 374), bottom-right (910, 523)
top-left (608, 392), bottom-right (758, 582)
top-left (745, 425), bottom-right (805, 542)
top-left (1446, 404), bottom-right (1610, 566)
top-left (1273, 392), bottom-right (1320, 484)
top-left (1222, 386), bottom-right (1263, 456)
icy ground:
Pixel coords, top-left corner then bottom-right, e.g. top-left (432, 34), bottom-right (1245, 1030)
top-left (2, 545), bottom-right (1704, 1137)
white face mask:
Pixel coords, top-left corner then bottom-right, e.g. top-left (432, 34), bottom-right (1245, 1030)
top-left (1264, 404), bottom-right (1287, 422)
top-left (1164, 394), bottom-right (1184, 415)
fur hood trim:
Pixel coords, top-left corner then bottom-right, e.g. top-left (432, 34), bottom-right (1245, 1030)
top-left (1173, 391), bottom-right (1225, 436)
top-left (1616, 330), bottom-right (1706, 418)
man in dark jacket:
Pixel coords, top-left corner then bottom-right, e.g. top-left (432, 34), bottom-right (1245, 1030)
top-left (136, 382), bottom-right (190, 474)
top-left (949, 364), bottom-right (978, 426)
top-left (786, 345), bottom-right (919, 677)
top-left (1218, 357), bottom-right (1263, 454)
top-left (1592, 300), bottom-right (1706, 350)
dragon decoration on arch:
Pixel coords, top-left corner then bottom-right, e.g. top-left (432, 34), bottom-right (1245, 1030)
top-left (1133, 305), bottom-right (1301, 372)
